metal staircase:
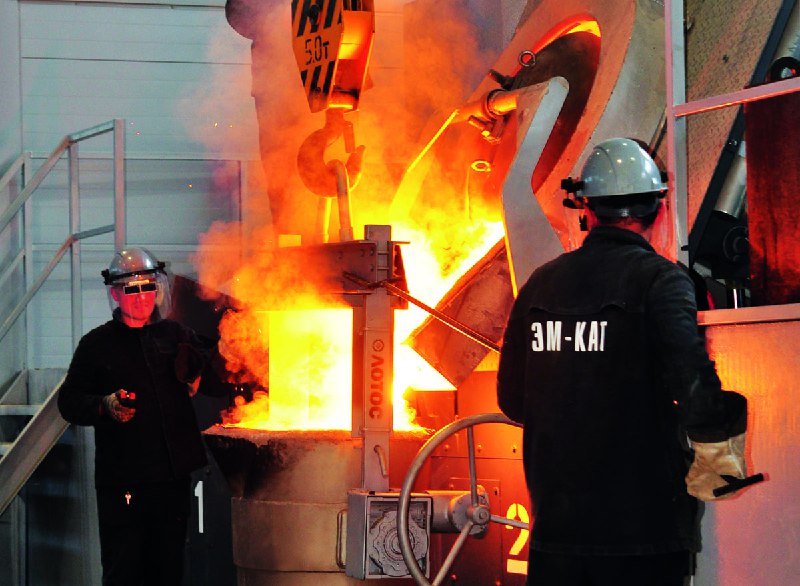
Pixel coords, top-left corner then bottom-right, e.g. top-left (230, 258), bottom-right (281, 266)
top-left (0, 119), bottom-right (126, 519)
top-left (0, 370), bottom-right (68, 514)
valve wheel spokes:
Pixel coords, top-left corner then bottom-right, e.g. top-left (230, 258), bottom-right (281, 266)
top-left (397, 412), bottom-right (524, 586)
top-left (467, 426), bottom-right (479, 506)
top-left (432, 520), bottom-right (474, 586)
top-left (489, 513), bottom-right (529, 530)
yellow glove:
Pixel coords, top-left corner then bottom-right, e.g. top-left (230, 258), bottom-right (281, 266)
top-left (686, 433), bottom-right (746, 501)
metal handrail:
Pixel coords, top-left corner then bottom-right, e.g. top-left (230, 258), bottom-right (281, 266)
top-left (0, 120), bottom-right (122, 235)
top-left (0, 225), bottom-right (114, 343)
top-left (0, 152), bottom-right (28, 196)
top-left (0, 119), bottom-right (126, 347)
top-left (0, 137), bottom-right (69, 236)
top-left (664, 0), bottom-right (800, 266)
top-left (0, 120), bottom-right (126, 519)
top-left (0, 250), bottom-right (24, 292)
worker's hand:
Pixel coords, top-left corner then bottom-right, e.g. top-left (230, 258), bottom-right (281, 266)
top-left (102, 390), bottom-right (136, 423)
top-left (187, 376), bottom-right (201, 397)
top-left (686, 433), bottom-right (746, 500)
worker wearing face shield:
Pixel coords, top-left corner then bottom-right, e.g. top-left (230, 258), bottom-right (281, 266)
top-left (497, 138), bottom-right (756, 586)
top-left (57, 247), bottom-right (231, 586)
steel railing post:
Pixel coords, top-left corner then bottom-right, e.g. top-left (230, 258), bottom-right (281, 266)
top-left (664, 0), bottom-right (689, 266)
top-left (114, 118), bottom-right (126, 249)
top-left (68, 143), bottom-right (82, 351)
top-left (23, 152), bottom-right (33, 369)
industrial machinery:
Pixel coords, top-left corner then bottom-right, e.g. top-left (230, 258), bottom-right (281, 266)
top-left (292, 0), bottom-right (373, 243)
top-left (214, 0), bottom-right (800, 584)
top-left (396, 413), bottom-right (525, 586)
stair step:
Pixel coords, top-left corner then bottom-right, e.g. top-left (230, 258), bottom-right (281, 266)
top-left (0, 371), bottom-right (69, 514)
top-left (0, 404), bottom-right (42, 416)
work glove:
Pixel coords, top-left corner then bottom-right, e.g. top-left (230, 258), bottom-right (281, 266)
top-left (685, 432), bottom-right (746, 501)
top-left (102, 390), bottom-right (136, 423)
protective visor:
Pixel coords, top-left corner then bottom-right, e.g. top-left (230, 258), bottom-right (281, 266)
top-left (115, 278), bottom-right (158, 295)
top-left (106, 262), bottom-right (171, 322)
top-left (120, 279), bottom-right (158, 295)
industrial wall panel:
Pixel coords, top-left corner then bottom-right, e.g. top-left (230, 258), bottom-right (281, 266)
top-left (696, 318), bottom-right (800, 586)
top-left (20, 3), bottom-right (246, 63)
top-left (27, 158), bottom-right (239, 245)
top-left (66, 0), bottom-right (225, 6)
top-left (21, 60), bottom-right (257, 159)
top-left (19, 1), bottom-right (258, 159)
top-left (0, 0), bottom-right (25, 395)
top-left (683, 0), bottom-right (785, 231)
top-left (0, 0), bottom-right (23, 172)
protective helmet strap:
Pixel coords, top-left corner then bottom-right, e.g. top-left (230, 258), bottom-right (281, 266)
top-left (102, 261), bottom-right (166, 285)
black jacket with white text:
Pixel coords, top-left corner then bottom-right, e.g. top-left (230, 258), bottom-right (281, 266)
top-left (497, 226), bottom-right (741, 555)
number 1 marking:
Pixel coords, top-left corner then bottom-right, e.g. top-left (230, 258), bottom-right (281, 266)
top-left (194, 480), bottom-right (204, 534)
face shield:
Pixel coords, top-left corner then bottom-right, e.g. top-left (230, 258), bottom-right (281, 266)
top-left (102, 248), bottom-right (172, 322)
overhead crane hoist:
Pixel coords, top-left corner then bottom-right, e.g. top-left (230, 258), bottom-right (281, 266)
top-left (291, 0), bottom-right (374, 243)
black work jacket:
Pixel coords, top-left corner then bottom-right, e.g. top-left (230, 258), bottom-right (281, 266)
top-left (497, 227), bottom-right (732, 555)
top-left (58, 316), bottom-right (218, 487)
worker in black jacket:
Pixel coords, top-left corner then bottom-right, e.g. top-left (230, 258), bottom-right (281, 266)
top-left (57, 247), bottom-right (229, 586)
top-left (497, 138), bottom-right (750, 586)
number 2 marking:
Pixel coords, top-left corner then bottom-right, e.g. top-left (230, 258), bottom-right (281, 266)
top-left (505, 502), bottom-right (530, 575)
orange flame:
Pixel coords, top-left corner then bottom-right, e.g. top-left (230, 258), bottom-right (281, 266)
top-left (213, 215), bottom-right (504, 431)
top-left (190, 1), bottom-right (506, 431)
top-left (195, 18), bottom-right (605, 432)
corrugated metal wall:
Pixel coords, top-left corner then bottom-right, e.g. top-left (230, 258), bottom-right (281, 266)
top-left (16, 0), bottom-right (255, 367)
top-left (19, 1), bottom-right (256, 158)
top-left (0, 0), bottom-right (25, 405)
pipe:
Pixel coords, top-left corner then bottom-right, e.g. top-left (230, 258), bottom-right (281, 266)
top-left (714, 141), bottom-right (747, 219)
top-left (773, 0), bottom-right (799, 62)
top-left (332, 160), bottom-right (354, 241)
top-left (343, 272), bottom-right (500, 353)
top-left (484, 88), bottom-right (522, 118)
top-left (316, 197), bottom-right (332, 243)
top-left (452, 86), bottom-right (533, 125)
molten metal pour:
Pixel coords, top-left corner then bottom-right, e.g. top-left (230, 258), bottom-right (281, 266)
top-left (203, 225), bottom-right (430, 584)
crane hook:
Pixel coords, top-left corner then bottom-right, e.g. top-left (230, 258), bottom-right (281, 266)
top-left (297, 109), bottom-right (365, 198)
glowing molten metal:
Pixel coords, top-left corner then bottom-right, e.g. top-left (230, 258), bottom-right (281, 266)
top-left (199, 11), bottom-right (601, 434)
top-left (216, 219), bottom-right (504, 431)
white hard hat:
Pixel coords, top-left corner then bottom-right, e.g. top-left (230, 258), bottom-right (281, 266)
top-left (562, 138), bottom-right (667, 219)
top-left (579, 138), bottom-right (667, 198)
